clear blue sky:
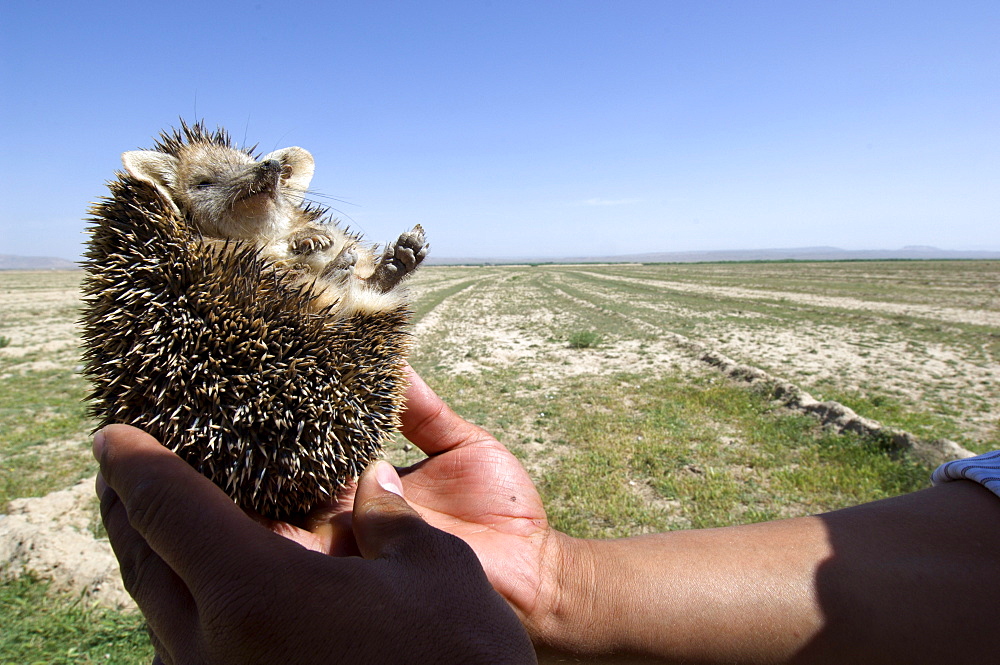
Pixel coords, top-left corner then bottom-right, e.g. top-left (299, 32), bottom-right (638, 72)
top-left (2, 1), bottom-right (997, 260)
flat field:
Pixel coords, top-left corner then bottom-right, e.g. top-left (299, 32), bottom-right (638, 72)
top-left (1, 261), bottom-right (997, 661)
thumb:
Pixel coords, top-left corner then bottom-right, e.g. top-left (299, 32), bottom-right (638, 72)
top-left (352, 460), bottom-right (433, 561)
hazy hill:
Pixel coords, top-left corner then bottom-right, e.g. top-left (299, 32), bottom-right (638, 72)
top-left (0, 255), bottom-right (79, 270)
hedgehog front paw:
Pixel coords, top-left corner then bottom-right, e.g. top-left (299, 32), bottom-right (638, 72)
top-left (370, 225), bottom-right (428, 292)
top-left (320, 245), bottom-right (358, 283)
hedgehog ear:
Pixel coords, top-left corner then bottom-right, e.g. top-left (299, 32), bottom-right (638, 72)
top-left (122, 151), bottom-right (179, 189)
top-left (262, 147), bottom-right (315, 204)
top-left (122, 151), bottom-right (182, 214)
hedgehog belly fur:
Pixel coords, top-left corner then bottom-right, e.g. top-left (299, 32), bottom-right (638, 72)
top-left (81, 178), bottom-right (413, 522)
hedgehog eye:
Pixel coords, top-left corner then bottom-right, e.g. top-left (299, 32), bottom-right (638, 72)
top-left (195, 178), bottom-right (214, 189)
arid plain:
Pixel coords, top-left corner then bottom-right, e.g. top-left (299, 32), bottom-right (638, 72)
top-left (1, 260), bottom-right (998, 661)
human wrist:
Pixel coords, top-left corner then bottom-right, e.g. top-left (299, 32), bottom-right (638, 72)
top-left (527, 531), bottom-right (629, 656)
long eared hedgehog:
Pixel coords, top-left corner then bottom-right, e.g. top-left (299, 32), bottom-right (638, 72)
top-left (81, 120), bottom-right (428, 521)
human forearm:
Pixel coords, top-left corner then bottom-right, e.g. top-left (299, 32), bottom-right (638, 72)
top-left (533, 518), bottom-right (828, 662)
top-left (531, 481), bottom-right (1000, 663)
top-left (392, 371), bottom-right (1000, 661)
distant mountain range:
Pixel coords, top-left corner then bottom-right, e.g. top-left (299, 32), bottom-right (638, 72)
top-left (426, 246), bottom-right (1000, 265)
top-left (0, 254), bottom-right (80, 270)
top-left (3, 246), bottom-right (999, 271)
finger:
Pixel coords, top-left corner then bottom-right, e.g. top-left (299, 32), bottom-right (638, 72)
top-left (147, 622), bottom-right (175, 665)
top-left (297, 482), bottom-right (361, 556)
top-left (352, 463), bottom-right (536, 661)
top-left (94, 424), bottom-right (279, 598)
top-left (96, 471), bottom-right (197, 655)
top-left (352, 460), bottom-right (473, 568)
top-left (351, 460), bottom-right (419, 560)
top-left (400, 365), bottom-right (495, 455)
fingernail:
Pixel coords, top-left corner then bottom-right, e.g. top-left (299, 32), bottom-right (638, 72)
top-left (93, 428), bottom-right (107, 461)
top-left (375, 460), bottom-right (404, 498)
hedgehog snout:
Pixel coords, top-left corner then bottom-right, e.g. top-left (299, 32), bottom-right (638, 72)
top-left (247, 160), bottom-right (283, 196)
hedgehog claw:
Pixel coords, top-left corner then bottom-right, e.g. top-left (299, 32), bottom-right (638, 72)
top-left (290, 229), bottom-right (335, 255)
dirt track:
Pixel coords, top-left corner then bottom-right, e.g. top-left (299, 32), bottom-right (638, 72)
top-left (407, 264), bottom-right (999, 444)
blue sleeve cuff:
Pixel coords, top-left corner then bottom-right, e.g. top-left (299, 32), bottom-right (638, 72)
top-left (931, 450), bottom-right (1000, 499)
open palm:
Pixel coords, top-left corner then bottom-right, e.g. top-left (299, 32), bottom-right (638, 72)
top-left (277, 367), bottom-right (559, 628)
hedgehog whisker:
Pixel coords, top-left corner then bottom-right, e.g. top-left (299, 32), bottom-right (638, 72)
top-left (302, 190), bottom-right (359, 207)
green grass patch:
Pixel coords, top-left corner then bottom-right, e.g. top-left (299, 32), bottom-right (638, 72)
top-left (0, 369), bottom-right (96, 510)
top-left (537, 373), bottom-right (935, 538)
top-left (818, 387), bottom-right (998, 454)
top-left (0, 576), bottom-right (152, 664)
top-left (409, 275), bottom-right (484, 322)
top-left (567, 330), bottom-right (602, 349)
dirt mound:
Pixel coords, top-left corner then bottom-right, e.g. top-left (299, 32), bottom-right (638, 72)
top-left (0, 479), bottom-right (133, 610)
top-left (700, 350), bottom-right (976, 465)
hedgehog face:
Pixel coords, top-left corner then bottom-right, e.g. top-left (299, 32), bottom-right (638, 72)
top-left (122, 143), bottom-right (315, 240)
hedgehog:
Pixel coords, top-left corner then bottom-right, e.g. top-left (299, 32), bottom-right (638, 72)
top-left (80, 120), bottom-right (428, 522)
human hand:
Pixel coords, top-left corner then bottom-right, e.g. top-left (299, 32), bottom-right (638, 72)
top-left (279, 366), bottom-right (570, 642)
top-left (390, 367), bottom-right (569, 638)
top-left (94, 424), bottom-right (536, 665)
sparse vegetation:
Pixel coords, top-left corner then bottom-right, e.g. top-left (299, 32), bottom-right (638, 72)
top-left (567, 330), bottom-right (602, 349)
top-left (0, 368), bottom-right (94, 509)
